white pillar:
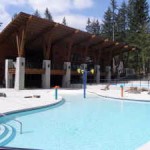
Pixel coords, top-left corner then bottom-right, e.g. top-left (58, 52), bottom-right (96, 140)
top-left (106, 66), bottom-right (111, 82)
top-left (95, 65), bottom-right (100, 84)
top-left (5, 59), bottom-right (14, 88)
top-left (42, 60), bottom-right (51, 89)
top-left (62, 62), bottom-right (71, 88)
top-left (15, 57), bottom-right (25, 90)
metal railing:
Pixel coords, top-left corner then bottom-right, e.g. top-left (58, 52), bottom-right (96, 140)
top-left (0, 113), bottom-right (23, 134)
top-left (98, 78), bottom-right (150, 88)
top-left (71, 77), bottom-right (150, 89)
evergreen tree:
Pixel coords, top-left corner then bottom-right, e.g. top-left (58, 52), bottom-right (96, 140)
top-left (86, 18), bottom-right (101, 35)
top-left (128, 0), bottom-right (149, 32)
top-left (86, 18), bottom-right (92, 33)
top-left (127, 0), bottom-right (136, 31)
top-left (44, 8), bottom-right (53, 21)
top-left (102, 0), bottom-right (118, 40)
top-left (110, 0), bottom-right (117, 11)
top-left (110, 0), bottom-right (117, 41)
top-left (126, 0), bottom-right (150, 74)
top-left (34, 9), bottom-right (41, 18)
top-left (91, 19), bottom-right (101, 35)
top-left (62, 17), bottom-right (67, 26)
top-left (126, 28), bottom-right (150, 74)
top-left (135, 0), bottom-right (149, 31)
top-left (116, 2), bottom-right (128, 41)
top-left (102, 0), bottom-right (150, 75)
top-left (102, 7), bottom-right (113, 39)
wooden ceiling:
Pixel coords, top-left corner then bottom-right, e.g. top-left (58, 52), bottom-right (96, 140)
top-left (0, 12), bottom-right (135, 54)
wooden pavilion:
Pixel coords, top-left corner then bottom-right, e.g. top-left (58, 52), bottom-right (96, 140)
top-left (0, 12), bottom-right (135, 89)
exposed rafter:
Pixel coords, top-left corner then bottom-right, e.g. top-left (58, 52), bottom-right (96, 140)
top-left (26, 23), bottom-right (59, 47)
top-left (73, 34), bottom-right (96, 47)
top-left (52, 29), bottom-right (80, 46)
top-left (89, 40), bottom-right (104, 49)
top-left (0, 14), bottom-right (32, 44)
top-left (16, 29), bottom-right (25, 57)
top-left (66, 42), bottom-right (73, 62)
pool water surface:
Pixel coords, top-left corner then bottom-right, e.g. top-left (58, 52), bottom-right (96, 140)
top-left (2, 92), bottom-right (150, 150)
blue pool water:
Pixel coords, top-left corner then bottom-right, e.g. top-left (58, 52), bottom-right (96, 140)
top-left (1, 92), bottom-right (150, 150)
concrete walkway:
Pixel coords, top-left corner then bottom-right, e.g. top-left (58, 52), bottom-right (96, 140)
top-left (0, 89), bottom-right (62, 114)
top-left (1, 85), bottom-right (149, 114)
top-left (87, 84), bottom-right (150, 102)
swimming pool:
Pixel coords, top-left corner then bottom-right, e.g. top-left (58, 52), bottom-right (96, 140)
top-left (1, 91), bottom-right (150, 150)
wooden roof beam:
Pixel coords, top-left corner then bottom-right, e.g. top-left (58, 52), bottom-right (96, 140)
top-left (79, 34), bottom-right (96, 46)
top-left (52, 29), bottom-right (80, 46)
top-left (100, 43), bottom-right (115, 53)
top-left (26, 23), bottom-right (59, 46)
top-left (84, 34), bottom-right (96, 44)
top-left (89, 40), bottom-right (104, 49)
top-left (0, 15), bottom-right (32, 44)
top-left (73, 34), bottom-right (96, 47)
top-left (89, 38), bottom-right (112, 50)
top-left (90, 42), bottom-right (107, 50)
top-left (103, 45), bottom-right (125, 56)
top-left (112, 44), bottom-right (135, 55)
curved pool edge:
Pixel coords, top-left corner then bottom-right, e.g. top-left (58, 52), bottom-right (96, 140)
top-left (1, 98), bottom-right (64, 116)
top-left (88, 91), bottom-right (150, 102)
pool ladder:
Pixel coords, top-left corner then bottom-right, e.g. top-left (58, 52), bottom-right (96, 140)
top-left (0, 113), bottom-right (23, 134)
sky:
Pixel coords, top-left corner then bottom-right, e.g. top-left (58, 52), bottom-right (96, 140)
top-left (0, 0), bottom-right (150, 31)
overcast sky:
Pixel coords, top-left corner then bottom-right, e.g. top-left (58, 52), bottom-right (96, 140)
top-left (0, 0), bottom-right (150, 31)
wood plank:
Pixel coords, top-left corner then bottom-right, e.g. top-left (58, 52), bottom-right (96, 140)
top-left (51, 70), bottom-right (65, 75)
top-left (16, 35), bottom-right (20, 56)
top-left (71, 71), bottom-right (80, 75)
top-left (25, 68), bottom-right (45, 74)
top-left (8, 68), bottom-right (45, 74)
top-left (8, 68), bottom-right (15, 74)
top-left (20, 29), bottom-right (25, 57)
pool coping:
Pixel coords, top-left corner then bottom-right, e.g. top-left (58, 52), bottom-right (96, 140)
top-left (88, 91), bottom-right (150, 103)
top-left (0, 98), bottom-right (63, 116)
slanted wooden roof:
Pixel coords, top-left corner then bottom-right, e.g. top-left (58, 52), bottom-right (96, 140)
top-left (0, 12), bottom-right (135, 55)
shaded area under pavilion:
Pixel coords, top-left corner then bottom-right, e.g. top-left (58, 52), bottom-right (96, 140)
top-left (0, 12), bottom-right (136, 89)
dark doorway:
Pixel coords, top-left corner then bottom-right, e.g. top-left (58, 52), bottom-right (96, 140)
top-left (51, 75), bottom-right (63, 87)
top-left (25, 74), bottom-right (42, 88)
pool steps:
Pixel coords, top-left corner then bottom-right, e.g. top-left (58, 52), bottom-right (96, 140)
top-left (0, 124), bottom-right (16, 146)
top-left (0, 125), bottom-right (9, 140)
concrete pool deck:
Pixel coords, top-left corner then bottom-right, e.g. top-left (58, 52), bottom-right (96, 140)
top-left (0, 89), bottom-right (62, 114)
top-left (0, 85), bottom-right (150, 114)
top-left (0, 85), bottom-right (150, 150)
top-left (87, 84), bottom-right (150, 102)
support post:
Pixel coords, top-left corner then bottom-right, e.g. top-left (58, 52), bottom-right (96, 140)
top-left (83, 70), bottom-right (87, 98)
top-left (42, 60), bottom-right (51, 89)
top-left (95, 65), bottom-right (100, 84)
top-left (106, 66), bottom-right (111, 83)
top-left (15, 57), bottom-right (25, 90)
top-left (5, 59), bottom-right (14, 88)
top-left (81, 64), bottom-right (87, 71)
top-left (62, 62), bottom-right (71, 88)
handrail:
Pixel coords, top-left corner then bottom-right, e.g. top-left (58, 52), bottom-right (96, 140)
top-left (13, 119), bottom-right (23, 134)
top-left (0, 113), bottom-right (23, 134)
